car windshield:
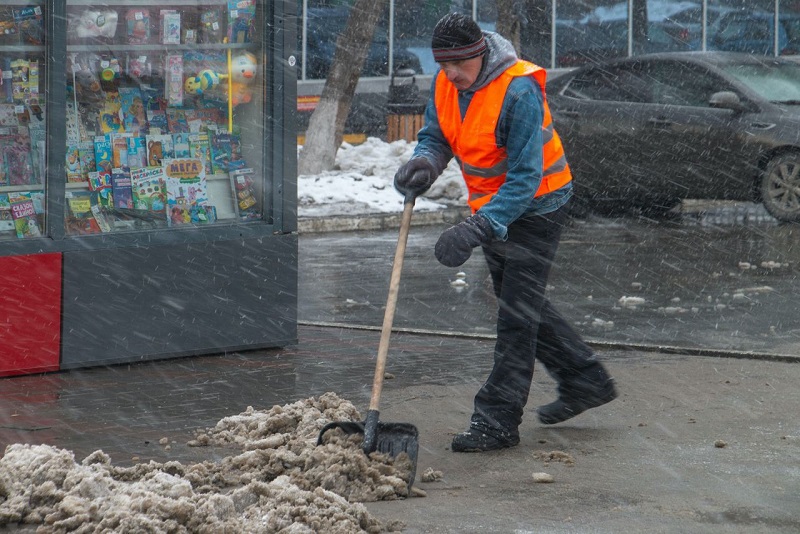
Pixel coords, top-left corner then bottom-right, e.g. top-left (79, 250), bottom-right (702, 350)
top-left (718, 61), bottom-right (800, 103)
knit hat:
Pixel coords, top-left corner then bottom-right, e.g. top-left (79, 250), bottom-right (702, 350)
top-left (431, 13), bottom-right (487, 63)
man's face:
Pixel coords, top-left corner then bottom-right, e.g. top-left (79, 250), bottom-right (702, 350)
top-left (438, 55), bottom-right (483, 90)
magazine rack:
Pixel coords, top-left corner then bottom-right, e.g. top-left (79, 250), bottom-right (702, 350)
top-left (0, 0), bottom-right (297, 377)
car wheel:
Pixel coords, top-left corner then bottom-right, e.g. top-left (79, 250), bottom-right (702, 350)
top-left (761, 153), bottom-right (800, 223)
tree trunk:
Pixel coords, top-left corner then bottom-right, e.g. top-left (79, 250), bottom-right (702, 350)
top-left (495, 0), bottom-right (522, 54)
top-left (519, 0), bottom-right (550, 64)
top-left (298, 0), bottom-right (389, 176)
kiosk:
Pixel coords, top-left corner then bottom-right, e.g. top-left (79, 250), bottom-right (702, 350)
top-left (0, 1), bottom-right (297, 377)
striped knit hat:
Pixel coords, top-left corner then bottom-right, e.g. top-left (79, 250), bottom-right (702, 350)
top-left (431, 13), bottom-right (486, 63)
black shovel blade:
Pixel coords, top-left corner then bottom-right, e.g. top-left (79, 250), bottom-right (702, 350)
top-left (317, 420), bottom-right (420, 488)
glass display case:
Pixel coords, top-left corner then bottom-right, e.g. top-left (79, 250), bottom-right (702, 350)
top-left (0, 0), bottom-right (297, 377)
top-left (0, 3), bottom-right (46, 240)
top-left (62, 0), bottom-right (264, 235)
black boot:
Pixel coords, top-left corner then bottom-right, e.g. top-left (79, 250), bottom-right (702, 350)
top-left (451, 425), bottom-right (520, 453)
top-left (538, 378), bottom-right (617, 425)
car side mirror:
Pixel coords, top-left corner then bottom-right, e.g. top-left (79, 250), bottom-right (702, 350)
top-left (709, 91), bottom-right (746, 112)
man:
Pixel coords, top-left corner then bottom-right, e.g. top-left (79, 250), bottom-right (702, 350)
top-left (394, 12), bottom-right (617, 452)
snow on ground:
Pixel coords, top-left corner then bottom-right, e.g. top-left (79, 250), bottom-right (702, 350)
top-left (0, 394), bottom-right (411, 532)
top-left (298, 138), bottom-right (466, 218)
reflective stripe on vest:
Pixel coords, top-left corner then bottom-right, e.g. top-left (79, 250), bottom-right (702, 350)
top-left (435, 60), bottom-right (572, 213)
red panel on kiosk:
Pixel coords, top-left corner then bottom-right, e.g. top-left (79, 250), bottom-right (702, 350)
top-left (0, 253), bottom-right (62, 377)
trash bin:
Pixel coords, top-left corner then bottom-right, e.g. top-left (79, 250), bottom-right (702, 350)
top-left (386, 68), bottom-right (425, 142)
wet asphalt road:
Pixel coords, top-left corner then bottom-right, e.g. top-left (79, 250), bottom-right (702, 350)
top-left (299, 201), bottom-right (800, 357)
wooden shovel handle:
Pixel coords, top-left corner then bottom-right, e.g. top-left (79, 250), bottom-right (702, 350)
top-left (369, 197), bottom-right (414, 411)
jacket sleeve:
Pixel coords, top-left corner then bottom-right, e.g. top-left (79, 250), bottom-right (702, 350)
top-left (476, 76), bottom-right (544, 240)
top-left (411, 73), bottom-right (454, 175)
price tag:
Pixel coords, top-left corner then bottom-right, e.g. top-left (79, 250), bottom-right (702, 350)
top-left (230, 10), bottom-right (238, 18)
top-left (135, 11), bottom-right (143, 20)
top-left (212, 22), bottom-right (219, 31)
top-left (15, 105), bottom-right (24, 114)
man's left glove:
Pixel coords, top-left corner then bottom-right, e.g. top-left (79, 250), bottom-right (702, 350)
top-left (435, 214), bottom-right (494, 267)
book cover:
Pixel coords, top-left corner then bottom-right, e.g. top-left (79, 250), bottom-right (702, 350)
top-left (110, 133), bottom-right (133, 168)
top-left (29, 190), bottom-right (44, 214)
top-left (13, 6), bottom-right (44, 45)
top-left (173, 132), bottom-right (191, 158)
top-left (98, 95), bottom-right (124, 134)
top-left (3, 140), bottom-right (34, 185)
top-left (78, 141), bottom-right (96, 181)
top-left (189, 132), bottom-right (212, 175)
top-left (16, 60), bottom-right (35, 106)
top-left (126, 136), bottom-right (147, 169)
top-left (126, 8), bottom-right (151, 45)
top-left (146, 109), bottom-right (168, 134)
top-left (140, 83), bottom-right (162, 108)
top-left (163, 157), bottom-right (208, 225)
top-left (184, 107), bottom-right (224, 133)
top-left (190, 205), bottom-right (216, 224)
top-left (65, 190), bottom-right (101, 234)
top-left (0, 103), bottom-right (18, 127)
top-left (66, 190), bottom-right (94, 217)
top-left (145, 134), bottom-right (174, 166)
top-left (9, 192), bottom-right (41, 238)
top-left (0, 143), bottom-right (6, 186)
top-left (119, 87), bottom-right (147, 136)
top-left (65, 144), bottom-right (83, 182)
top-left (0, 8), bottom-right (18, 44)
top-left (28, 113), bottom-right (46, 183)
top-left (88, 171), bottom-right (113, 208)
top-left (93, 135), bottom-right (113, 178)
top-left (227, 0), bottom-right (256, 44)
top-left (166, 107), bottom-right (189, 133)
top-left (210, 132), bottom-right (246, 174)
top-left (90, 204), bottom-right (112, 233)
top-left (131, 166), bottom-right (166, 212)
top-left (111, 167), bottom-right (134, 209)
top-left (0, 193), bottom-right (12, 232)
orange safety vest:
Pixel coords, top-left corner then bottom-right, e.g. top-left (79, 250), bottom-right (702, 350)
top-left (434, 60), bottom-right (572, 213)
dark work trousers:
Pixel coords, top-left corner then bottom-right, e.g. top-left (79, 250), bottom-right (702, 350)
top-left (471, 202), bottom-right (605, 436)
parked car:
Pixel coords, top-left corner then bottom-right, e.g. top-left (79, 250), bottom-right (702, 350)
top-left (707, 10), bottom-right (800, 56)
top-left (547, 52), bottom-right (800, 221)
top-left (655, 4), bottom-right (735, 49)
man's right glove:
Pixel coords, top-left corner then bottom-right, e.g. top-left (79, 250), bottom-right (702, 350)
top-left (393, 157), bottom-right (437, 198)
top-left (434, 214), bottom-right (494, 267)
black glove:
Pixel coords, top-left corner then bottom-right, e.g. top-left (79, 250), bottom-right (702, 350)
top-left (394, 158), bottom-right (437, 198)
top-left (435, 214), bottom-right (494, 267)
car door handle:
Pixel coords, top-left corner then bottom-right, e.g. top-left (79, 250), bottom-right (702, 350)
top-left (560, 110), bottom-right (581, 118)
top-left (647, 117), bottom-right (672, 127)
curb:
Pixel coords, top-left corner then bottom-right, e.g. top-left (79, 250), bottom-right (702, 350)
top-left (297, 206), bottom-right (470, 233)
top-left (299, 321), bottom-right (800, 363)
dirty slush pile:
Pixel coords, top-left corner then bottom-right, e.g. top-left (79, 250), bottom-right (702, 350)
top-left (0, 393), bottom-right (412, 533)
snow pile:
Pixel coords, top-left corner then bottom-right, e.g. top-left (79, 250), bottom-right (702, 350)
top-left (0, 393), bottom-right (411, 533)
top-left (298, 137), bottom-right (466, 218)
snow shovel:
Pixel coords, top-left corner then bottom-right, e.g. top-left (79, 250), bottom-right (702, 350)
top-left (318, 193), bottom-right (419, 484)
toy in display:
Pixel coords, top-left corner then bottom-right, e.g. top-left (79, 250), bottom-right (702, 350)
top-left (70, 10), bottom-right (119, 40)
